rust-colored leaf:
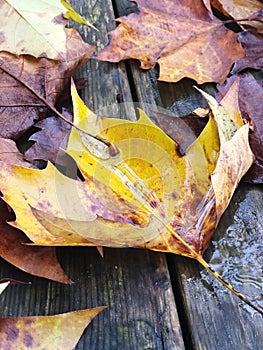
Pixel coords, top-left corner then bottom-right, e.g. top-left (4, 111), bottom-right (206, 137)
top-left (98, 0), bottom-right (244, 84)
top-left (0, 307), bottom-right (105, 349)
top-left (0, 195), bottom-right (71, 284)
top-left (0, 29), bottom-right (94, 138)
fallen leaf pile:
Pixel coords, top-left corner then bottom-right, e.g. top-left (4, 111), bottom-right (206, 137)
top-left (1, 0), bottom-right (263, 347)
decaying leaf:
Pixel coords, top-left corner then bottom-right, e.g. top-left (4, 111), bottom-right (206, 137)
top-left (24, 110), bottom-right (72, 163)
top-left (0, 307), bottom-right (105, 349)
top-left (0, 80), bottom-right (261, 314)
top-left (0, 29), bottom-right (94, 138)
top-left (0, 137), bottom-right (30, 166)
top-left (98, 0), bottom-right (245, 84)
top-left (216, 74), bottom-right (263, 183)
top-left (0, 199), bottom-right (71, 283)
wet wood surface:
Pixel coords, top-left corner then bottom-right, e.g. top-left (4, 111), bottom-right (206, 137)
top-left (0, 1), bottom-right (262, 349)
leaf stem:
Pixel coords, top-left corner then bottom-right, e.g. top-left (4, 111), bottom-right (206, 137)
top-left (150, 211), bottom-right (263, 315)
top-left (197, 255), bottom-right (263, 316)
top-left (0, 58), bottom-right (118, 152)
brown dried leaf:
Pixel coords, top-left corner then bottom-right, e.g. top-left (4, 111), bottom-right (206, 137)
top-left (98, 0), bottom-right (244, 84)
top-left (0, 138), bottom-right (30, 166)
top-left (24, 110), bottom-right (72, 163)
top-left (0, 28), bottom-right (94, 138)
top-left (0, 307), bottom-right (105, 349)
top-left (0, 197), bottom-right (71, 284)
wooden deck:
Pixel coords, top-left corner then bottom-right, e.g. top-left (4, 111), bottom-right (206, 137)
top-left (1, 1), bottom-right (263, 349)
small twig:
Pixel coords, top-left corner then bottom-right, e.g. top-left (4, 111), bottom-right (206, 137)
top-left (0, 103), bottom-right (46, 108)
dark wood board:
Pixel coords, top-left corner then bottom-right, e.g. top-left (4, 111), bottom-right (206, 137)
top-left (0, 248), bottom-right (184, 349)
top-left (169, 184), bottom-right (263, 350)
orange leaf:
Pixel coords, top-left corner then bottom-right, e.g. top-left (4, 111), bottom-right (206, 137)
top-left (98, 0), bottom-right (244, 83)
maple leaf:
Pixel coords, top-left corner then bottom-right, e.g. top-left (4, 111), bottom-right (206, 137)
top-left (97, 0), bottom-right (245, 84)
top-left (0, 81), bottom-right (262, 314)
top-left (0, 307), bottom-right (105, 349)
top-left (0, 29), bottom-right (94, 138)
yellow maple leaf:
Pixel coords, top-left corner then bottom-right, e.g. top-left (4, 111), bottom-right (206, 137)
top-left (0, 81), bottom-right (261, 313)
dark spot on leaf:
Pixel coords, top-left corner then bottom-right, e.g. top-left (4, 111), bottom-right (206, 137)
top-left (52, 14), bottom-right (68, 25)
top-left (6, 326), bottom-right (19, 341)
top-left (0, 31), bottom-right (5, 44)
top-left (24, 332), bottom-right (33, 347)
top-left (171, 191), bottom-right (177, 200)
top-left (24, 318), bottom-right (34, 326)
top-left (149, 199), bottom-right (158, 208)
top-left (91, 205), bottom-right (97, 212)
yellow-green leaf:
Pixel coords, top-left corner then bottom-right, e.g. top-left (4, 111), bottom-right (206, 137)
top-left (61, 0), bottom-right (97, 30)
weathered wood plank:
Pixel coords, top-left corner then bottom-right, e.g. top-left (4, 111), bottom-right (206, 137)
top-left (0, 248), bottom-right (184, 349)
top-left (71, 0), bottom-right (136, 120)
top-left (0, 0), bottom-right (185, 349)
top-left (169, 184), bottom-right (263, 350)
